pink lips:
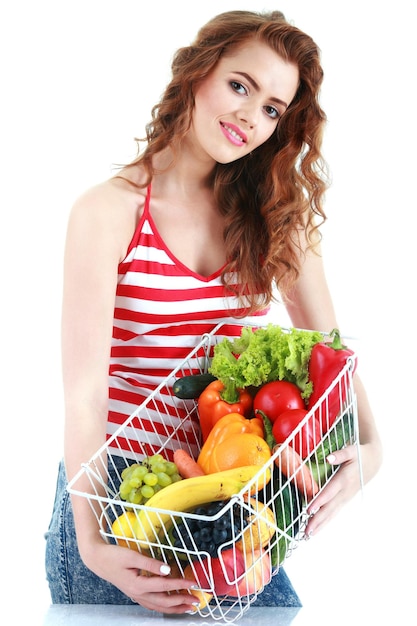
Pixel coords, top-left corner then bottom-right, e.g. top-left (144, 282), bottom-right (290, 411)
top-left (220, 122), bottom-right (247, 146)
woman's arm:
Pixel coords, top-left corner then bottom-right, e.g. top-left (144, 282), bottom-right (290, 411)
top-left (61, 181), bottom-right (197, 612)
top-left (284, 234), bottom-right (383, 535)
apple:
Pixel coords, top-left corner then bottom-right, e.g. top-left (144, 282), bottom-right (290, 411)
top-left (230, 547), bottom-right (272, 597)
top-left (191, 547), bottom-right (246, 596)
top-left (183, 563), bottom-right (213, 610)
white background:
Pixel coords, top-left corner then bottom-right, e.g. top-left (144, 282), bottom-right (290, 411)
top-left (0, 1), bottom-right (414, 622)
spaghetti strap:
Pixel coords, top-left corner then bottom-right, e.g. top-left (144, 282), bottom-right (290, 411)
top-left (122, 185), bottom-right (152, 257)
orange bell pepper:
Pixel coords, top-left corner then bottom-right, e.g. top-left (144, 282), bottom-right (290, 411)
top-left (197, 379), bottom-right (253, 442)
top-left (197, 412), bottom-right (264, 474)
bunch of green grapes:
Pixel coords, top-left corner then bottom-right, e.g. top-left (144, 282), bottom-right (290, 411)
top-left (119, 453), bottom-right (182, 505)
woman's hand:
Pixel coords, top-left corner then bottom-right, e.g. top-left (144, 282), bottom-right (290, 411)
top-left (304, 440), bottom-right (379, 537)
top-left (83, 541), bottom-right (199, 614)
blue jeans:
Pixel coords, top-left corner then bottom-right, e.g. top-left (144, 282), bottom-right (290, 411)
top-left (45, 460), bottom-right (302, 607)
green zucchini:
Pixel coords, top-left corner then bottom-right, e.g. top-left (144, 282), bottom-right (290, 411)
top-left (261, 468), bottom-right (301, 568)
top-left (309, 410), bottom-right (355, 484)
top-left (274, 477), bottom-right (301, 566)
top-left (172, 373), bottom-right (217, 399)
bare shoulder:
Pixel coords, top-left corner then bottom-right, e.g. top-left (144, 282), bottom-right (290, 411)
top-left (71, 170), bottom-right (146, 220)
top-left (67, 168), bottom-right (147, 260)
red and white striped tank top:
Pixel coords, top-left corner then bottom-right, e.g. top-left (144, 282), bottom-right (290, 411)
top-left (107, 186), bottom-right (270, 458)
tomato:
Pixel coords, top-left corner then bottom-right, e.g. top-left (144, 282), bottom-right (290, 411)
top-left (253, 380), bottom-right (305, 424)
top-left (272, 408), bottom-right (321, 458)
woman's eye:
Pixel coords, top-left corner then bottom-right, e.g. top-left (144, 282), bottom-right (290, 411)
top-left (264, 105), bottom-right (279, 119)
top-left (230, 80), bottom-right (247, 95)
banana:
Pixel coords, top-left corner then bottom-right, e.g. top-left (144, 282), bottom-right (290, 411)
top-left (132, 464), bottom-right (270, 546)
top-left (236, 498), bottom-right (277, 553)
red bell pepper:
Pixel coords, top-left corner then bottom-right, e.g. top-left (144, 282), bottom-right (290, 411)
top-left (307, 329), bottom-right (356, 433)
top-left (197, 379), bottom-right (253, 442)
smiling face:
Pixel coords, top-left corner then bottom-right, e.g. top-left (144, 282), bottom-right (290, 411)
top-left (190, 41), bottom-right (299, 164)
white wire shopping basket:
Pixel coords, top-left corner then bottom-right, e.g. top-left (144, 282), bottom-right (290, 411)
top-left (67, 324), bottom-right (360, 623)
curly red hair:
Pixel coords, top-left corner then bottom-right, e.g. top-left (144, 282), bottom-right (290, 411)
top-left (132, 10), bottom-right (329, 315)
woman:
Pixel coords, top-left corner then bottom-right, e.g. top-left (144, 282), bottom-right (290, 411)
top-left (45, 9), bottom-right (382, 613)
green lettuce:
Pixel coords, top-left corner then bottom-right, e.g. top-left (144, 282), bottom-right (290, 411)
top-left (209, 324), bottom-right (324, 403)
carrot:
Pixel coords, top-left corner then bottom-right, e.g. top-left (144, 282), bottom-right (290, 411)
top-left (273, 443), bottom-right (319, 500)
top-left (173, 448), bottom-right (206, 478)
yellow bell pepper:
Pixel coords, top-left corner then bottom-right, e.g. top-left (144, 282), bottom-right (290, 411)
top-left (197, 412), bottom-right (264, 474)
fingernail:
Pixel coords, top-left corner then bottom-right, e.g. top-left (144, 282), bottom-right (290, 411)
top-left (327, 454), bottom-right (336, 464)
top-left (185, 606), bottom-right (199, 614)
top-left (304, 527), bottom-right (314, 540)
top-left (190, 585), bottom-right (200, 590)
top-left (160, 564), bottom-right (171, 575)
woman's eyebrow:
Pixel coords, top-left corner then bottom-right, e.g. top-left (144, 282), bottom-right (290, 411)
top-left (234, 71), bottom-right (289, 108)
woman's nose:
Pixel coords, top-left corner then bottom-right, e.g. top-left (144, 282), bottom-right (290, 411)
top-left (238, 106), bottom-right (258, 129)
